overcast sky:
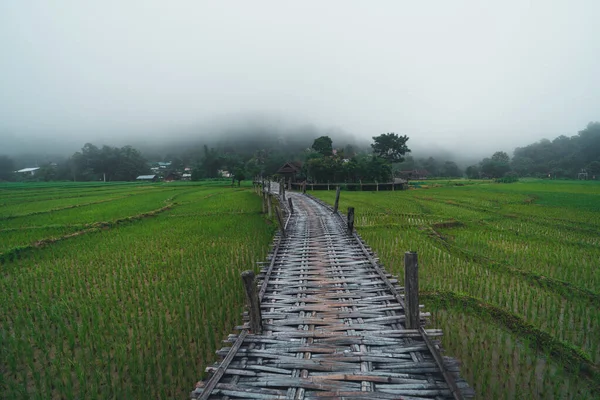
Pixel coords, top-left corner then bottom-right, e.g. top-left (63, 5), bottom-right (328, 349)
top-left (1, 1), bottom-right (599, 156)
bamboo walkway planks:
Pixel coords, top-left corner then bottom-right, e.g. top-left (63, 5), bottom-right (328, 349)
top-left (192, 183), bottom-right (473, 399)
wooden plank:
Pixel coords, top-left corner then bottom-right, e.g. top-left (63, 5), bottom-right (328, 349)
top-left (197, 330), bottom-right (248, 400)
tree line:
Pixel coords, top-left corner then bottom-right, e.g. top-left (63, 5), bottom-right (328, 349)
top-left (464, 122), bottom-right (600, 179)
top-left (1, 122), bottom-right (598, 182)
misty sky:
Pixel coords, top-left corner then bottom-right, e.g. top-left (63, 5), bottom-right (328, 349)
top-left (1, 1), bottom-right (599, 156)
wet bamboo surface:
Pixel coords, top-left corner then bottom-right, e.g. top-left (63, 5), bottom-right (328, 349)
top-left (192, 183), bottom-right (473, 399)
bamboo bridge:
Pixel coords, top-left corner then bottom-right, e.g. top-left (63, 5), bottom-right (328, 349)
top-left (191, 182), bottom-right (473, 399)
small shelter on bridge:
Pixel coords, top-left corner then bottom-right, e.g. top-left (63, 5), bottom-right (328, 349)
top-left (277, 161), bottom-right (303, 182)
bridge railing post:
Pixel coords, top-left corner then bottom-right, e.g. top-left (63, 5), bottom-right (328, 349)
top-left (288, 197), bottom-right (294, 214)
top-left (280, 179), bottom-right (286, 201)
top-left (275, 206), bottom-right (286, 238)
top-left (404, 251), bottom-right (419, 329)
top-left (333, 186), bottom-right (341, 214)
top-left (347, 207), bottom-right (355, 234)
top-left (241, 270), bottom-right (262, 334)
top-left (267, 193), bottom-right (273, 218)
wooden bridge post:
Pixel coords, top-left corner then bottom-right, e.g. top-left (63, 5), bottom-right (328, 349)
top-left (347, 207), bottom-right (355, 234)
top-left (333, 186), bottom-right (341, 214)
top-left (267, 194), bottom-right (273, 218)
top-left (280, 179), bottom-right (286, 201)
top-left (302, 181), bottom-right (306, 194)
top-left (241, 270), bottom-right (263, 334)
top-left (288, 197), bottom-right (294, 214)
top-left (404, 251), bottom-right (419, 329)
top-left (275, 206), bottom-right (286, 238)
top-left (288, 177), bottom-right (292, 191)
top-left (261, 190), bottom-right (266, 214)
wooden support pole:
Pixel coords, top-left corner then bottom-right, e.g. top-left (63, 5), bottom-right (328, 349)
top-left (327, 181), bottom-right (330, 191)
top-left (404, 251), bottom-right (419, 329)
top-left (287, 197), bottom-right (294, 214)
top-left (302, 181), bottom-right (306, 194)
top-left (347, 207), bottom-right (355, 234)
top-left (376, 180), bottom-right (379, 191)
top-left (274, 206), bottom-right (286, 238)
top-left (241, 270), bottom-right (262, 334)
top-left (261, 191), bottom-right (266, 214)
top-left (333, 186), bottom-right (341, 214)
top-left (288, 177), bottom-right (292, 191)
top-left (267, 194), bottom-right (273, 218)
top-left (280, 179), bottom-right (286, 201)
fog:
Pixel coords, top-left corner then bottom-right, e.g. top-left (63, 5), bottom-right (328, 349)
top-left (1, 1), bottom-right (599, 159)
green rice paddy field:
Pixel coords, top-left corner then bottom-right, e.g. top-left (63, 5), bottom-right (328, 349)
top-left (311, 179), bottom-right (600, 399)
top-left (0, 181), bottom-right (275, 399)
top-left (1, 179), bottom-right (599, 399)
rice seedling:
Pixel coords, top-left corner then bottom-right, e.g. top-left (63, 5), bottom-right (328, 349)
top-left (0, 183), bottom-right (275, 399)
top-left (310, 179), bottom-right (600, 397)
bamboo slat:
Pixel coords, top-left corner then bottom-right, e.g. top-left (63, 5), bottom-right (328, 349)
top-left (191, 184), bottom-right (473, 399)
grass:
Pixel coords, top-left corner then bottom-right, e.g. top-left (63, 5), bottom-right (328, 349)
top-left (0, 181), bottom-right (275, 399)
top-left (1, 178), bottom-right (598, 398)
top-left (309, 178), bottom-right (600, 398)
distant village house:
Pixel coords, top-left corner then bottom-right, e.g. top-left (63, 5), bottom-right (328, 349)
top-left (136, 174), bottom-right (157, 182)
top-left (164, 171), bottom-right (181, 182)
top-left (398, 170), bottom-right (429, 180)
top-left (16, 167), bottom-right (41, 176)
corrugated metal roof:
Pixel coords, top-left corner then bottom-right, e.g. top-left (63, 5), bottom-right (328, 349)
top-left (136, 175), bottom-right (156, 180)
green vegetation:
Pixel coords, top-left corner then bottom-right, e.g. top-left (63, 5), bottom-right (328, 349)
top-left (0, 181), bottom-right (275, 399)
top-left (311, 179), bottom-right (600, 398)
top-left (3, 178), bottom-right (598, 399)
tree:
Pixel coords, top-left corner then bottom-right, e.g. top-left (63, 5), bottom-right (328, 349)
top-left (199, 145), bottom-right (221, 178)
top-left (344, 144), bottom-right (356, 157)
top-left (0, 155), bottom-right (15, 181)
top-left (440, 161), bottom-right (461, 177)
top-left (312, 136), bottom-right (333, 156)
top-left (114, 146), bottom-right (149, 180)
top-left (587, 161), bottom-right (600, 178)
top-left (36, 163), bottom-right (57, 181)
top-left (371, 133), bottom-right (410, 163)
top-left (578, 122), bottom-right (600, 165)
top-left (491, 151), bottom-right (510, 164)
top-left (465, 165), bottom-right (480, 179)
top-left (422, 157), bottom-right (439, 177)
top-left (232, 166), bottom-right (247, 186)
top-left (68, 143), bottom-right (149, 181)
top-left (480, 156), bottom-right (511, 178)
